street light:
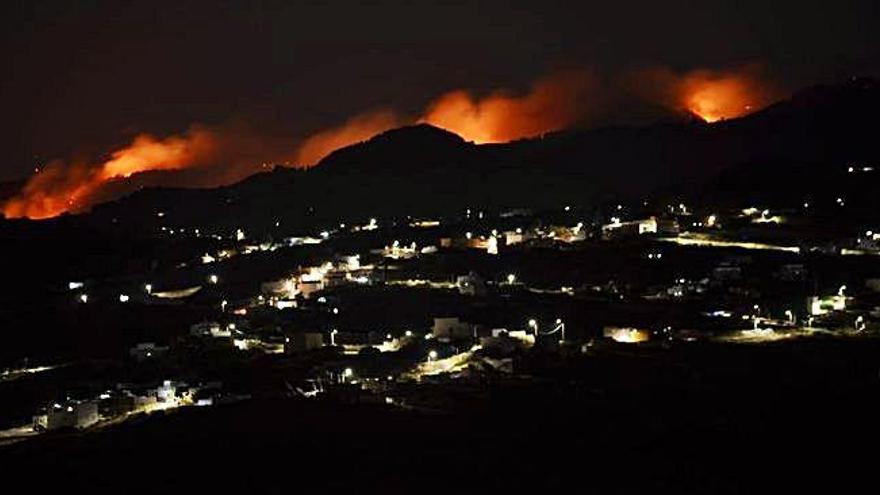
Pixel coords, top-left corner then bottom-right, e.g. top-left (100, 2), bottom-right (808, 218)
top-left (751, 304), bottom-right (760, 330)
top-left (528, 319), bottom-right (538, 336)
top-left (555, 318), bottom-right (565, 343)
top-left (855, 315), bottom-right (866, 331)
top-left (507, 273), bottom-right (516, 285)
top-left (209, 274), bottom-right (218, 284)
top-left (428, 350), bottom-right (438, 361)
top-left (330, 329), bottom-right (338, 346)
top-left (144, 283), bottom-right (152, 294)
top-left (784, 310), bottom-right (794, 324)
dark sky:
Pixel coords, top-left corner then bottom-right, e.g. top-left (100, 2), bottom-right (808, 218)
top-left (1, 0), bottom-right (878, 181)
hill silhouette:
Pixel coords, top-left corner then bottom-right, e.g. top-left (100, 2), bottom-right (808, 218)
top-left (10, 77), bottom-right (879, 233)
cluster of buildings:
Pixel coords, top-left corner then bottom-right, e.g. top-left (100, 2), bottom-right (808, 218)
top-left (260, 255), bottom-right (371, 309)
top-left (31, 380), bottom-right (234, 433)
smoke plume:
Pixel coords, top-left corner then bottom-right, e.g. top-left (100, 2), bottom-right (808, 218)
top-left (627, 66), bottom-right (777, 122)
top-left (2, 67), bottom-right (779, 220)
top-left (420, 70), bottom-right (596, 143)
top-left (294, 110), bottom-right (402, 166)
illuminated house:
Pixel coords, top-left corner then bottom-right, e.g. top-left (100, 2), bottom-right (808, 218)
top-left (603, 327), bottom-right (650, 343)
top-left (808, 295), bottom-right (846, 315)
top-left (261, 278), bottom-right (296, 298)
top-left (504, 231), bottom-right (525, 245)
top-left (190, 321), bottom-right (231, 338)
top-left (157, 380), bottom-right (177, 403)
top-left (285, 332), bottom-right (325, 353)
top-left (33, 400), bottom-right (99, 431)
top-left (297, 279), bottom-right (325, 299)
top-left (602, 217), bottom-right (658, 238)
top-left (857, 231), bottom-right (880, 251)
top-left (657, 217), bottom-right (680, 235)
top-left (382, 241), bottom-right (419, 259)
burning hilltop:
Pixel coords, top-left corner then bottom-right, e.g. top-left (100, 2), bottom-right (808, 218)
top-left (2, 67), bottom-right (779, 220)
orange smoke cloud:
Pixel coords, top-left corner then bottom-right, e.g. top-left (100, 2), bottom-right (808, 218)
top-left (420, 71), bottom-right (595, 143)
top-left (4, 68), bottom-right (775, 221)
top-left (632, 66), bottom-right (777, 122)
top-left (1, 124), bottom-right (293, 220)
top-left (294, 110), bottom-right (401, 166)
top-left (100, 130), bottom-right (217, 179)
top-left (3, 128), bottom-right (220, 219)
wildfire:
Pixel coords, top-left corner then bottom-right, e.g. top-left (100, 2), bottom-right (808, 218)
top-left (679, 71), bottom-right (768, 122)
top-left (633, 66), bottom-right (775, 123)
top-left (2, 125), bottom-right (278, 220)
top-left (420, 71), bottom-right (594, 143)
top-left (101, 130), bottom-right (216, 179)
top-left (2, 67), bottom-right (777, 220)
top-left (293, 71), bottom-right (593, 165)
top-left (294, 110), bottom-right (401, 166)
top-left (2, 129), bottom-right (219, 219)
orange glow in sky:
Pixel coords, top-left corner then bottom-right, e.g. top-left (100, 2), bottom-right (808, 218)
top-left (2, 128), bottom-right (219, 219)
top-left (420, 71), bottom-right (593, 143)
top-left (680, 72), bottom-right (764, 122)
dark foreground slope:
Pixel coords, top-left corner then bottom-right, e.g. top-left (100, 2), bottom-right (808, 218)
top-left (3, 338), bottom-right (879, 493)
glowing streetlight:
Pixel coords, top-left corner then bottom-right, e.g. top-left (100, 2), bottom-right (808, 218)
top-left (79, 294), bottom-right (88, 303)
top-left (528, 319), bottom-right (538, 336)
top-left (343, 368), bottom-right (353, 380)
top-left (221, 299), bottom-right (228, 312)
top-left (119, 294), bottom-right (130, 303)
top-left (405, 330), bottom-right (413, 337)
top-left (144, 283), bottom-right (152, 294)
top-left (428, 350), bottom-right (438, 361)
top-left (855, 315), bottom-right (866, 331)
top-left (784, 310), bottom-right (794, 324)
top-left (752, 304), bottom-right (760, 330)
top-left (209, 274), bottom-right (218, 284)
top-left (507, 274), bottom-right (516, 285)
top-left (555, 318), bottom-right (566, 343)
top-left (330, 329), bottom-right (338, 346)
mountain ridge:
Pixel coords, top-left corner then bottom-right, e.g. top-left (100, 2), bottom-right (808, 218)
top-left (6, 77), bottom-right (880, 232)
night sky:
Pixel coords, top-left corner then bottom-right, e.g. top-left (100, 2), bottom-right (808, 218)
top-left (1, 0), bottom-right (878, 181)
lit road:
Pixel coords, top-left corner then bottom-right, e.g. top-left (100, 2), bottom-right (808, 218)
top-left (0, 364), bottom-right (66, 383)
top-left (405, 346), bottom-right (481, 379)
top-left (0, 426), bottom-right (38, 447)
top-left (658, 233), bottom-right (800, 253)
